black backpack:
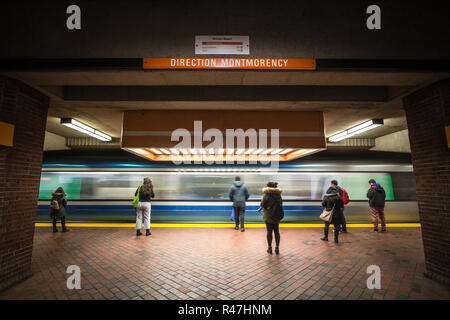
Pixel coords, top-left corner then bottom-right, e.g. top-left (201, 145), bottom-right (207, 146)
top-left (271, 203), bottom-right (285, 222)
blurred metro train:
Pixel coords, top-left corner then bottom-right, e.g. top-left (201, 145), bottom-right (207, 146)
top-left (37, 150), bottom-right (419, 223)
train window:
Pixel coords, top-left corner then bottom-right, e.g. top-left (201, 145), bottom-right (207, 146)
top-left (38, 171), bottom-right (408, 201)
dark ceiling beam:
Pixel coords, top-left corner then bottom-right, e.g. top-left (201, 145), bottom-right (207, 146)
top-left (316, 59), bottom-right (450, 71)
top-left (64, 85), bottom-right (388, 102)
top-left (0, 59), bottom-right (142, 71)
top-left (0, 59), bottom-right (449, 72)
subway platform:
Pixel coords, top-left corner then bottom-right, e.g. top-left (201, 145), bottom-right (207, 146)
top-left (1, 225), bottom-right (449, 300)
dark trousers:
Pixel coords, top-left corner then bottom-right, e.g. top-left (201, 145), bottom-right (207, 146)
top-left (324, 222), bottom-right (342, 230)
top-left (341, 207), bottom-right (347, 230)
top-left (266, 222), bottom-right (280, 247)
top-left (53, 216), bottom-right (67, 230)
top-left (324, 222), bottom-right (341, 240)
top-left (234, 206), bottom-right (245, 228)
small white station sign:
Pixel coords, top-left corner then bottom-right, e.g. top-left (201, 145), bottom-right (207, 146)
top-left (195, 35), bottom-right (249, 55)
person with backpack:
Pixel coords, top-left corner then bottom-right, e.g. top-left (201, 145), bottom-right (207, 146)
top-left (134, 177), bottom-right (155, 236)
top-left (229, 176), bottom-right (250, 232)
top-left (331, 180), bottom-right (349, 232)
top-left (50, 187), bottom-right (69, 232)
top-left (260, 181), bottom-right (284, 254)
top-left (367, 179), bottom-right (387, 232)
top-left (320, 183), bottom-right (344, 243)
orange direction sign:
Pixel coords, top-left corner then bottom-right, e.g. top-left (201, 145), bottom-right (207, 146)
top-left (446, 125), bottom-right (450, 148)
top-left (143, 58), bottom-right (316, 70)
top-left (0, 121), bottom-right (14, 147)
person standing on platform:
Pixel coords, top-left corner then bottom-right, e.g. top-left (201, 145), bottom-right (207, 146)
top-left (134, 177), bottom-right (155, 236)
top-left (367, 179), bottom-right (387, 232)
top-left (320, 184), bottom-right (344, 243)
top-left (50, 187), bottom-right (69, 232)
top-left (229, 176), bottom-right (250, 232)
top-left (260, 181), bottom-right (284, 254)
top-left (331, 180), bottom-right (349, 232)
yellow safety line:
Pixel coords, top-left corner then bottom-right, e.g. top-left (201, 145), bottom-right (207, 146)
top-left (35, 222), bottom-right (421, 228)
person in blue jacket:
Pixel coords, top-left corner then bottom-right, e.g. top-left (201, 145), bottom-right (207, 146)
top-left (229, 176), bottom-right (250, 232)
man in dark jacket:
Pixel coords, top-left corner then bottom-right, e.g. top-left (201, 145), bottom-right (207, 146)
top-left (321, 185), bottom-right (344, 243)
top-left (367, 179), bottom-right (387, 232)
top-left (229, 176), bottom-right (250, 232)
top-left (332, 180), bottom-right (347, 232)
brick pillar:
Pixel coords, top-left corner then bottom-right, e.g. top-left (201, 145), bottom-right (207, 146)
top-left (403, 79), bottom-right (450, 286)
top-left (0, 77), bottom-right (49, 291)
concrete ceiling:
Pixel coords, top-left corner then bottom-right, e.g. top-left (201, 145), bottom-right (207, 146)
top-left (3, 70), bottom-right (447, 86)
top-left (3, 70), bottom-right (449, 145)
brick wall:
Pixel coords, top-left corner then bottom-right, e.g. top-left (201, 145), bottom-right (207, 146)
top-left (403, 78), bottom-right (450, 285)
top-left (0, 76), bottom-right (49, 291)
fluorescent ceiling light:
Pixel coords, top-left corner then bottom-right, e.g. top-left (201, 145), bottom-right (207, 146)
top-left (348, 124), bottom-right (382, 136)
top-left (62, 123), bottom-right (93, 136)
top-left (347, 120), bottom-right (375, 133)
top-left (150, 148), bottom-right (162, 155)
top-left (279, 148), bottom-right (293, 155)
top-left (129, 148), bottom-right (149, 155)
top-left (270, 149), bottom-right (283, 155)
top-left (93, 131), bottom-right (111, 141)
top-left (328, 119), bottom-right (384, 142)
top-left (292, 149), bottom-right (306, 155)
top-left (328, 131), bottom-right (347, 140)
top-left (291, 149), bottom-right (318, 156)
top-left (127, 146), bottom-right (320, 161)
top-left (71, 119), bottom-right (94, 133)
top-left (61, 118), bottom-right (112, 141)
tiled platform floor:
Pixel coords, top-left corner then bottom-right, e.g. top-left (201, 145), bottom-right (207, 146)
top-left (1, 226), bottom-right (449, 300)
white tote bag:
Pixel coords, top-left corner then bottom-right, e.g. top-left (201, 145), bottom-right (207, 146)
top-left (320, 204), bottom-right (335, 223)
